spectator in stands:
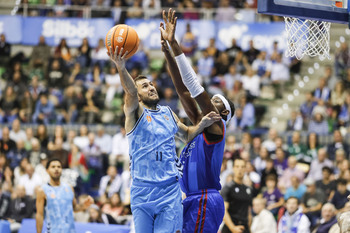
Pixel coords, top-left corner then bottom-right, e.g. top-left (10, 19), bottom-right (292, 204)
top-left (260, 158), bottom-right (278, 187)
top-left (331, 81), bottom-right (347, 108)
top-left (19, 90), bottom-right (35, 123)
top-left (262, 128), bottom-right (277, 153)
top-left (18, 163), bottom-right (42, 196)
top-left (88, 204), bottom-right (117, 224)
top-left (252, 51), bottom-right (272, 84)
top-left (215, 0), bottom-right (236, 21)
top-left (29, 138), bottom-right (42, 167)
top-left (331, 179), bottom-right (350, 213)
top-left (29, 35), bottom-right (51, 71)
top-left (48, 137), bottom-right (69, 168)
top-left (0, 86), bottom-right (20, 124)
top-left (95, 125), bottom-right (112, 157)
top-left (316, 166), bottom-right (336, 200)
top-left (241, 67), bottom-right (260, 98)
top-left (74, 125), bottom-right (89, 150)
top-left (32, 92), bottom-right (56, 124)
top-left (9, 119), bottom-right (26, 143)
top-left (85, 64), bottom-right (103, 92)
top-left (74, 194), bottom-right (90, 223)
top-left (180, 23), bottom-right (197, 58)
top-left (300, 92), bottom-right (317, 125)
top-left (237, 95), bottom-right (255, 130)
top-left (197, 49), bottom-right (214, 85)
top-left (288, 131), bottom-right (307, 161)
top-left (101, 192), bottom-right (124, 221)
top-left (126, 42), bottom-right (149, 72)
top-left (83, 132), bottom-right (103, 187)
top-left (46, 58), bottom-right (68, 90)
top-left (286, 110), bottom-right (303, 131)
top-left (284, 176), bottom-right (307, 200)
top-left (226, 39), bottom-right (242, 62)
top-left (328, 130), bottom-right (349, 161)
top-left (34, 153), bottom-right (49, 184)
top-left (8, 185), bottom-right (34, 232)
top-left (182, 0), bottom-right (200, 20)
top-left (262, 174), bottom-right (284, 216)
top-left (313, 203), bottom-right (338, 233)
top-left (0, 183), bottom-right (11, 219)
top-left (224, 65), bottom-right (241, 93)
top-left (59, 85), bottom-right (79, 123)
top-left (302, 133), bottom-right (319, 165)
top-left (278, 156), bottom-right (305, 192)
top-left (80, 88), bottom-right (101, 124)
top-left (111, 127), bottom-right (129, 168)
top-left (142, 0), bottom-right (161, 19)
top-left (0, 34), bottom-right (11, 66)
top-left (105, 66), bottom-right (122, 108)
top-left (278, 196), bottom-right (311, 233)
top-left (35, 124), bottom-right (49, 150)
top-left (313, 78), bottom-right (331, 103)
top-left (159, 88), bottom-right (178, 114)
top-left (301, 178), bottom-right (326, 228)
top-left (126, 0), bottom-right (143, 18)
top-left (253, 147), bottom-right (269, 175)
top-left (251, 197), bottom-right (277, 233)
top-left (245, 40), bottom-right (260, 65)
top-left (338, 93), bottom-right (350, 128)
top-left (98, 165), bottom-right (122, 199)
top-left (68, 62), bottom-right (86, 87)
top-left (270, 53), bottom-right (290, 99)
top-left (111, 0), bottom-right (127, 24)
top-left (274, 148), bottom-right (288, 177)
top-left (7, 140), bottom-right (27, 169)
top-left (29, 75), bottom-right (46, 103)
top-left (76, 38), bottom-right (91, 68)
top-left (334, 42), bottom-right (350, 78)
top-left (334, 149), bottom-right (346, 175)
top-left (91, 38), bottom-right (109, 70)
top-left (7, 70), bottom-right (27, 101)
top-left (24, 128), bottom-right (35, 151)
top-left (54, 38), bottom-right (71, 64)
top-left (307, 148), bottom-right (333, 181)
top-left (0, 127), bottom-right (17, 155)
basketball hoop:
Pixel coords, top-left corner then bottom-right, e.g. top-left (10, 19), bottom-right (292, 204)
top-left (284, 17), bottom-right (331, 60)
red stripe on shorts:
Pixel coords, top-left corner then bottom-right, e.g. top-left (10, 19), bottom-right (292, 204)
top-left (194, 190), bottom-right (204, 233)
top-left (199, 190), bottom-right (208, 233)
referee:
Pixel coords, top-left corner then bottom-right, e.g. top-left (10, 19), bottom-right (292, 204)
top-left (221, 158), bottom-right (253, 233)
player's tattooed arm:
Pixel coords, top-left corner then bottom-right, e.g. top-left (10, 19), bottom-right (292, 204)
top-left (174, 111), bottom-right (221, 143)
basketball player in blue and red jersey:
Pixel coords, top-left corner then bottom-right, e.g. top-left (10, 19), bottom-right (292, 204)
top-left (108, 43), bottom-right (222, 232)
top-left (160, 9), bottom-right (235, 233)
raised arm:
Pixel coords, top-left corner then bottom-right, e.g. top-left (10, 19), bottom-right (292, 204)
top-left (160, 23), bottom-right (201, 125)
top-left (173, 111), bottom-right (221, 144)
top-left (160, 9), bottom-right (224, 138)
top-left (36, 188), bottom-right (45, 233)
top-left (108, 46), bottom-right (142, 132)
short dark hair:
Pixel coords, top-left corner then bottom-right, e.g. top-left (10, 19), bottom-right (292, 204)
top-left (46, 158), bottom-right (62, 169)
top-left (134, 75), bottom-right (148, 85)
top-left (337, 179), bottom-right (347, 186)
top-left (265, 174), bottom-right (277, 182)
top-left (286, 196), bottom-right (299, 204)
top-left (322, 166), bottom-right (333, 174)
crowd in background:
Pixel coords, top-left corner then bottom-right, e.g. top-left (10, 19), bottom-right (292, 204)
top-left (0, 0), bottom-right (350, 232)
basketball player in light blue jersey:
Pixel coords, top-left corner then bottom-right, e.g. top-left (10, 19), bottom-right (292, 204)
top-left (160, 9), bottom-right (235, 233)
top-left (36, 159), bottom-right (93, 233)
top-left (108, 44), bottom-right (222, 233)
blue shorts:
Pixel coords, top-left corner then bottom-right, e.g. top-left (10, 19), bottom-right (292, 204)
top-left (183, 189), bottom-right (224, 233)
top-left (131, 178), bottom-right (183, 233)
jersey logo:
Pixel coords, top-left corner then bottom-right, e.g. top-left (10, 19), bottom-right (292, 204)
top-left (146, 115), bottom-right (152, 122)
top-left (164, 115), bottom-right (169, 120)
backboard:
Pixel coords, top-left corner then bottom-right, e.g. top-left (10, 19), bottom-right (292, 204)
top-left (258, 0), bottom-right (350, 24)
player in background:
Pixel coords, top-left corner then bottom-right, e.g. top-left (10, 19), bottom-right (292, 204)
top-left (36, 158), bottom-right (93, 233)
top-left (107, 45), bottom-right (222, 232)
top-left (160, 9), bottom-right (235, 233)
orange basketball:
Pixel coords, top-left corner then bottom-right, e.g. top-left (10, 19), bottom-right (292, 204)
top-left (105, 24), bottom-right (140, 59)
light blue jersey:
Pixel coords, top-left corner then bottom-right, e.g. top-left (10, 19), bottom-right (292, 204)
top-left (127, 105), bottom-right (183, 232)
top-left (127, 105), bottom-right (179, 184)
top-left (42, 182), bottom-right (75, 233)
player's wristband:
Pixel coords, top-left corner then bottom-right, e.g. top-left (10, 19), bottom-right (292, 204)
top-left (174, 53), bottom-right (204, 98)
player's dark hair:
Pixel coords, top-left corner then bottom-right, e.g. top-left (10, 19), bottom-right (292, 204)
top-left (46, 158), bottom-right (62, 169)
top-left (134, 75), bottom-right (148, 85)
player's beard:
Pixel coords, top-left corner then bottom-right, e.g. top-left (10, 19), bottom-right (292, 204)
top-left (140, 95), bottom-right (159, 108)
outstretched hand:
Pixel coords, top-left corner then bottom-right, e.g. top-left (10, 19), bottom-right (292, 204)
top-left (82, 195), bottom-right (94, 209)
top-left (200, 111), bottom-right (222, 128)
top-left (159, 8), bottom-right (177, 43)
top-left (160, 22), bottom-right (170, 53)
top-left (107, 46), bottom-right (129, 69)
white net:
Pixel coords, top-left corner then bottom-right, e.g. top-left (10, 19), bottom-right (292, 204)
top-left (284, 17), bottom-right (331, 60)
